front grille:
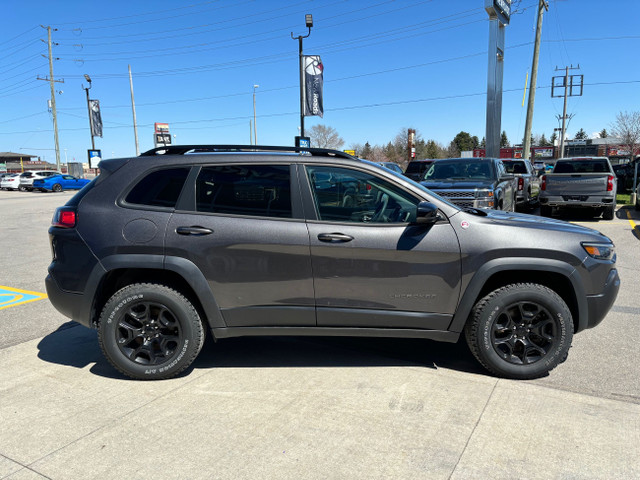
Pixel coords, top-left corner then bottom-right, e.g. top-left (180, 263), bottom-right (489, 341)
top-left (437, 190), bottom-right (475, 199)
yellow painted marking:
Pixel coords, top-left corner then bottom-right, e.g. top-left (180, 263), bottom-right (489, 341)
top-left (0, 285), bottom-right (48, 311)
top-left (626, 209), bottom-right (637, 230)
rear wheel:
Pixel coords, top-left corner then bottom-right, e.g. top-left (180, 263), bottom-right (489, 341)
top-left (98, 283), bottom-right (205, 380)
top-left (52, 183), bottom-right (62, 192)
top-left (602, 205), bottom-right (615, 220)
top-left (465, 283), bottom-right (573, 379)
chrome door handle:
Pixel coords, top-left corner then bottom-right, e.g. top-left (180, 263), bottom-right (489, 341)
top-left (176, 226), bottom-right (213, 236)
top-left (317, 233), bottom-right (354, 243)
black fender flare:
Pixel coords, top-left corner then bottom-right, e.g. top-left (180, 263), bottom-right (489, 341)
top-left (449, 258), bottom-right (587, 333)
top-left (84, 254), bottom-right (225, 330)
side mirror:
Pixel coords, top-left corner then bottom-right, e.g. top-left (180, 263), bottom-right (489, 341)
top-left (414, 201), bottom-right (439, 225)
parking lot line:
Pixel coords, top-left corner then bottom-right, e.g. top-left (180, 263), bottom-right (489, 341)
top-left (0, 285), bottom-right (47, 310)
top-left (626, 209), bottom-right (637, 230)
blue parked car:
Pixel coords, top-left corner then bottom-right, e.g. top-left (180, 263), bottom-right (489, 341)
top-left (33, 174), bottom-right (90, 192)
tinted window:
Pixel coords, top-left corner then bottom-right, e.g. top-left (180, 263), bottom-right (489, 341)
top-left (306, 165), bottom-right (419, 223)
top-left (196, 165), bottom-right (292, 218)
top-left (503, 161), bottom-right (528, 174)
top-left (554, 160), bottom-right (610, 174)
top-left (125, 167), bottom-right (190, 208)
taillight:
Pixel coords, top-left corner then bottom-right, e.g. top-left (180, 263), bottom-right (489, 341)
top-left (607, 175), bottom-right (614, 192)
top-left (541, 175), bottom-right (546, 191)
top-left (518, 177), bottom-right (524, 191)
top-left (52, 207), bottom-right (77, 228)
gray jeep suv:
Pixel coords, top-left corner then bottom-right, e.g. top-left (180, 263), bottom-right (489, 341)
top-left (46, 146), bottom-right (619, 380)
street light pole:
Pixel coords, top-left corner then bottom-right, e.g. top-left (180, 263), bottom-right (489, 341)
top-left (253, 84), bottom-right (259, 145)
top-left (82, 74), bottom-right (95, 150)
top-left (291, 14), bottom-right (313, 139)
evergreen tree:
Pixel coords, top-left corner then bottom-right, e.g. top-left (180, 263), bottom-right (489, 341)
top-left (361, 142), bottom-right (372, 158)
top-left (599, 129), bottom-right (608, 138)
top-left (539, 133), bottom-right (550, 146)
top-left (550, 131), bottom-right (558, 144)
top-left (452, 131), bottom-right (475, 153)
top-left (480, 137), bottom-right (486, 148)
top-left (574, 128), bottom-right (588, 140)
top-left (500, 131), bottom-right (510, 147)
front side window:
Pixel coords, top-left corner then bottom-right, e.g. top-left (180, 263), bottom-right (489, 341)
top-left (125, 167), bottom-right (190, 208)
top-left (195, 165), bottom-right (292, 218)
top-left (306, 165), bottom-right (419, 223)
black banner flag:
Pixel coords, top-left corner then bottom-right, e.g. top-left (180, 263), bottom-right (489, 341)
top-left (89, 99), bottom-right (103, 137)
top-left (303, 55), bottom-right (323, 118)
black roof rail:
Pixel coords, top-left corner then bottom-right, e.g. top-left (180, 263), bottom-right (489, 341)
top-left (139, 144), bottom-right (357, 161)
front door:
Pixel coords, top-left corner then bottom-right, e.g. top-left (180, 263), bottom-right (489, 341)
top-left (303, 165), bottom-right (462, 331)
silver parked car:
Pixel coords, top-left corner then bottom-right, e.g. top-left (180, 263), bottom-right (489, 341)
top-left (19, 170), bottom-right (62, 191)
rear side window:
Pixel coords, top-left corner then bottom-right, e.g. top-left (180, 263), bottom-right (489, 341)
top-left (125, 167), bottom-right (190, 208)
top-left (195, 165), bottom-right (292, 218)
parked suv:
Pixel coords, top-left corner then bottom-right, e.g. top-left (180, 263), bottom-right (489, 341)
top-left (19, 170), bottom-right (61, 191)
top-left (420, 157), bottom-right (517, 211)
top-left (46, 146), bottom-right (619, 381)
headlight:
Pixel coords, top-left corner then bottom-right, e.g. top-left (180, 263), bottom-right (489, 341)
top-left (475, 189), bottom-right (494, 198)
top-left (582, 242), bottom-right (615, 260)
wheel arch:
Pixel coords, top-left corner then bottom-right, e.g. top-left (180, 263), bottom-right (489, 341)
top-left (89, 255), bottom-right (225, 332)
top-left (450, 259), bottom-right (587, 334)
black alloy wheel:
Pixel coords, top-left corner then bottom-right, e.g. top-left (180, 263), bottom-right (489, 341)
top-left (114, 301), bottom-right (183, 366)
top-left (490, 300), bottom-right (558, 365)
top-left (52, 183), bottom-right (62, 192)
top-left (99, 283), bottom-right (205, 380)
top-left (465, 283), bottom-right (573, 379)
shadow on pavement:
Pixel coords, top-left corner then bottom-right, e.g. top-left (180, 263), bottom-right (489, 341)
top-left (36, 322), bottom-right (484, 380)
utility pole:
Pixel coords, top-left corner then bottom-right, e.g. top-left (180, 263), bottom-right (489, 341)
top-left (252, 84), bottom-right (259, 145)
top-left (552, 66), bottom-right (582, 158)
top-left (522, 0), bottom-right (548, 161)
top-left (38, 26), bottom-right (63, 171)
top-left (128, 65), bottom-right (140, 156)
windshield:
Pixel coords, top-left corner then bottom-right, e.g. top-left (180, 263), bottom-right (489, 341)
top-left (424, 160), bottom-right (494, 181)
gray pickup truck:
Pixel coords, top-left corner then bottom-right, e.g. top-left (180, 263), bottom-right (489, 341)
top-left (420, 157), bottom-right (516, 211)
top-left (539, 157), bottom-right (617, 219)
top-left (502, 159), bottom-right (541, 210)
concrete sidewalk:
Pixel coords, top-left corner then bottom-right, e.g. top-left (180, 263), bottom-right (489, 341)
top-left (1, 324), bottom-right (638, 480)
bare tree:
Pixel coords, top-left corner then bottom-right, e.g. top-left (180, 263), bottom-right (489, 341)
top-left (610, 110), bottom-right (640, 195)
top-left (309, 124), bottom-right (345, 149)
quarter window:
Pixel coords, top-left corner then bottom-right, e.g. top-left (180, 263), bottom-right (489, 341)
top-left (125, 167), bottom-right (190, 208)
top-left (196, 165), bottom-right (292, 218)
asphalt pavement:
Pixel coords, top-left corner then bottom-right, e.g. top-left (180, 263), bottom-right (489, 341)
top-left (0, 189), bottom-right (638, 479)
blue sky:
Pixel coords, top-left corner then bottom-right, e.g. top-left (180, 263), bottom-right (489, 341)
top-left (2, 0), bottom-right (639, 163)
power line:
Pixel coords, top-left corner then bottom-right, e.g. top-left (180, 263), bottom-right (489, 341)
top-left (3, 79), bottom-right (639, 135)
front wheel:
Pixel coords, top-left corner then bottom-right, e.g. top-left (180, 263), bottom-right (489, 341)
top-left (98, 283), bottom-right (205, 380)
top-left (465, 283), bottom-right (573, 379)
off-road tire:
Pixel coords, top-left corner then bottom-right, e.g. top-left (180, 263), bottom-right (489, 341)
top-left (98, 283), bottom-right (205, 380)
top-left (465, 283), bottom-right (573, 379)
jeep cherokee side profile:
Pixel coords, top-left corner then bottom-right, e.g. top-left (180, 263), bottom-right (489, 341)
top-left (46, 146), bottom-right (620, 380)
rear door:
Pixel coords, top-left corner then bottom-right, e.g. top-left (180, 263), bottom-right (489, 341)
top-left (165, 163), bottom-right (315, 328)
top-left (301, 164), bottom-right (461, 331)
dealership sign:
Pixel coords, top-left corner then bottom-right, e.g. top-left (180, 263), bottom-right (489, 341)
top-left (485, 0), bottom-right (511, 25)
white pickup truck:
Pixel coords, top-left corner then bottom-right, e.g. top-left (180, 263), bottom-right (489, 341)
top-left (539, 157), bottom-right (617, 220)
